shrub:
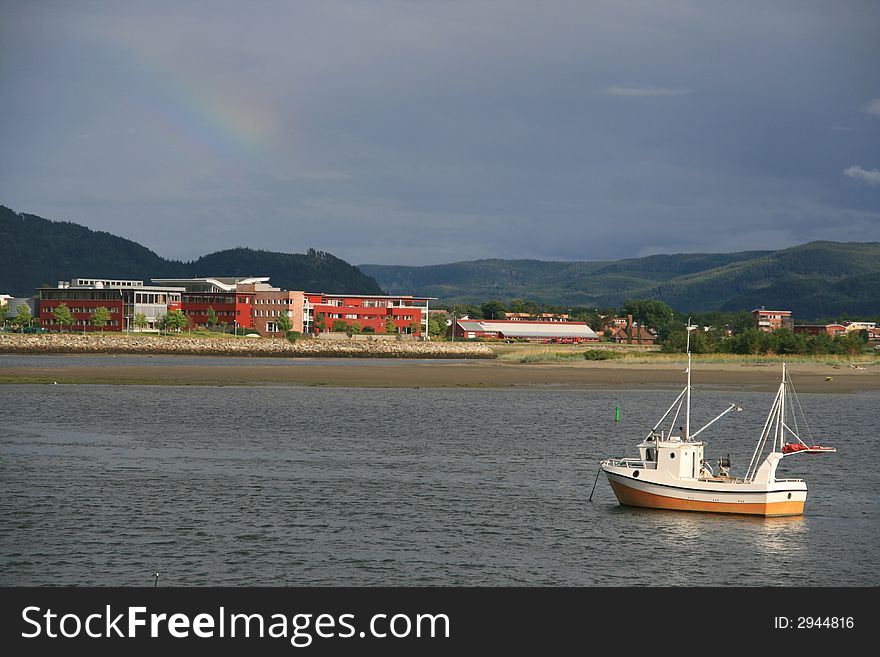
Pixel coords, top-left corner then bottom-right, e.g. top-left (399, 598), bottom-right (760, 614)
top-left (584, 349), bottom-right (617, 361)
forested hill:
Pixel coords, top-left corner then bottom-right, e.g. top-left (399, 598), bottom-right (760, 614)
top-left (5, 204), bottom-right (877, 318)
top-left (361, 241), bottom-right (880, 319)
top-left (0, 205), bottom-right (382, 296)
top-left (189, 248), bottom-right (382, 295)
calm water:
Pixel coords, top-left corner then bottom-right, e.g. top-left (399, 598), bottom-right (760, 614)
top-left (1, 379), bottom-right (878, 586)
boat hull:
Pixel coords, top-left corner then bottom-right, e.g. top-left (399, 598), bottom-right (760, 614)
top-left (603, 470), bottom-right (806, 517)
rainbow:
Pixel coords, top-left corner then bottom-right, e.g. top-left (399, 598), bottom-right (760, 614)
top-left (100, 30), bottom-right (281, 164)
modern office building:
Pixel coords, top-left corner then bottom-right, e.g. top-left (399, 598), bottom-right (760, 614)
top-left (152, 277), bottom-right (261, 331)
top-left (305, 293), bottom-right (434, 336)
top-left (38, 279), bottom-right (184, 331)
top-left (236, 282), bottom-right (306, 336)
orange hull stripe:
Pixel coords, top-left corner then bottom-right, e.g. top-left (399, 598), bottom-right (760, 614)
top-left (609, 480), bottom-right (804, 517)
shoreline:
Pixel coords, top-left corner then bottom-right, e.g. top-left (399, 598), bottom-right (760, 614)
top-left (0, 333), bottom-right (495, 358)
top-left (1, 356), bottom-right (877, 393)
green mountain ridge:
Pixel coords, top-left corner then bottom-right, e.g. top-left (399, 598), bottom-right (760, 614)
top-left (4, 204), bottom-right (877, 319)
top-left (361, 241), bottom-right (880, 319)
top-left (0, 205), bottom-right (382, 296)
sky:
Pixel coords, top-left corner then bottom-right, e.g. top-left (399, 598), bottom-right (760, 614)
top-left (1, 0), bottom-right (879, 266)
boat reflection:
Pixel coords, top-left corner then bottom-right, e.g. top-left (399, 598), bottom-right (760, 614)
top-left (611, 504), bottom-right (808, 576)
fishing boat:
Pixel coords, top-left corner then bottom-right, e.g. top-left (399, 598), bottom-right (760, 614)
top-left (597, 325), bottom-right (835, 517)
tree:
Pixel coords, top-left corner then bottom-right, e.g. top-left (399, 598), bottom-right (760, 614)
top-left (729, 311), bottom-right (756, 334)
top-left (332, 319), bottom-right (348, 332)
top-left (13, 303), bottom-right (32, 329)
top-left (276, 312), bottom-right (292, 334)
top-left (480, 300), bottom-right (507, 321)
top-left (452, 303), bottom-right (482, 319)
top-left (728, 328), bottom-right (763, 355)
top-left (53, 303), bottom-right (74, 332)
top-left (428, 313), bottom-right (448, 337)
top-left (521, 300), bottom-right (540, 315)
top-left (347, 321), bottom-right (362, 336)
top-left (834, 333), bottom-right (865, 357)
top-left (385, 316), bottom-right (396, 334)
top-left (660, 329), bottom-right (687, 353)
top-left (622, 299), bottom-right (674, 343)
top-left (409, 320), bottom-right (421, 335)
top-left (804, 333), bottom-right (834, 355)
top-left (91, 306), bottom-right (111, 333)
top-left (133, 312), bottom-right (148, 331)
top-left (314, 312), bottom-right (326, 334)
top-left (206, 306), bottom-right (218, 327)
top-left (772, 328), bottom-right (805, 355)
top-left (0, 302), bottom-right (7, 326)
top-left (163, 309), bottom-right (188, 333)
top-left (578, 308), bottom-right (602, 331)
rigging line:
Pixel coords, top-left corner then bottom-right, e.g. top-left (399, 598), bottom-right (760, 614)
top-left (785, 369), bottom-right (802, 441)
top-left (747, 385), bottom-right (782, 481)
top-left (669, 396), bottom-right (684, 438)
top-left (789, 376), bottom-right (815, 444)
top-left (650, 388), bottom-right (686, 439)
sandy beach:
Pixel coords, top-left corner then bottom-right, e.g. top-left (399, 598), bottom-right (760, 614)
top-left (1, 358), bottom-right (877, 393)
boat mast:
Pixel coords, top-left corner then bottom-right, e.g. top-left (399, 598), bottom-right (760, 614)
top-left (778, 362), bottom-right (786, 452)
top-left (685, 318), bottom-right (693, 442)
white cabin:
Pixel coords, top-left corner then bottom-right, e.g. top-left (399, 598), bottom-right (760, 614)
top-left (639, 433), bottom-right (705, 480)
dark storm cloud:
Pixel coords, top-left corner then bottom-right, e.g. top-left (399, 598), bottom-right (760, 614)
top-left (1, 1), bottom-right (878, 266)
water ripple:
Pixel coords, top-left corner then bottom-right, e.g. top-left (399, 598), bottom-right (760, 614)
top-left (1, 384), bottom-right (877, 586)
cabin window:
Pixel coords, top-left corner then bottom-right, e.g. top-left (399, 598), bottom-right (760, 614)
top-left (670, 453), bottom-right (675, 459)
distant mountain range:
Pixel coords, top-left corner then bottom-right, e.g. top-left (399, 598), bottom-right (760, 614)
top-left (0, 205), bottom-right (382, 297)
top-left (361, 242), bottom-right (880, 319)
top-left (3, 204), bottom-right (878, 320)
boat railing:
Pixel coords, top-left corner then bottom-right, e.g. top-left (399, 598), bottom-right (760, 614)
top-left (603, 458), bottom-right (651, 469)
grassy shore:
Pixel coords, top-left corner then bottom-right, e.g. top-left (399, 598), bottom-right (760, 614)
top-left (491, 342), bottom-right (880, 366)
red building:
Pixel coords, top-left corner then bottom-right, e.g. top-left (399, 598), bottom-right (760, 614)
top-left (238, 283), bottom-right (306, 336)
top-left (153, 277), bottom-right (259, 330)
top-left (449, 319), bottom-right (599, 342)
top-left (610, 326), bottom-right (657, 345)
top-left (608, 314), bottom-right (657, 345)
top-left (793, 324), bottom-right (847, 337)
top-left (752, 308), bottom-right (793, 333)
top-left (504, 312), bottom-right (571, 322)
top-left (305, 294), bottom-right (434, 336)
top-left (39, 278), bottom-right (183, 332)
